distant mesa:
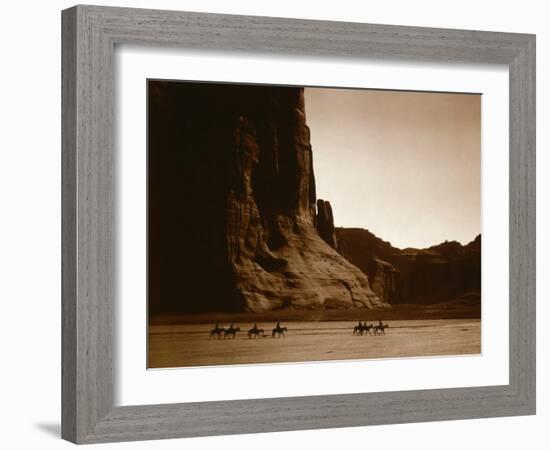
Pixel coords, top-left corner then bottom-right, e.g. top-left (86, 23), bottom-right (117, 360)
top-left (336, 228), bottom-right (481, 306)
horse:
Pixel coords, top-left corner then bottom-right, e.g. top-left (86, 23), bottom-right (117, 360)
top-left (223, 324), bottom-right (241, 339)
top-left (209, 324), bottom-right (224, 339)
top-left (248, 325), bottom-right (264, 338)
top-left (374, 324), bottom-right (389, 335)
top-left (272, 325), bottom-right (287, 338)
top-left (353, 321), bottom-right (366, 335)
top-left (362, 323), bottom-right (374, 335)
top-left (353, 322), bottom-right (374, 336)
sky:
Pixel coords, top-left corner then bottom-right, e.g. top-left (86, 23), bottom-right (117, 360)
top-left (305, 88), bottom-right (481, 249)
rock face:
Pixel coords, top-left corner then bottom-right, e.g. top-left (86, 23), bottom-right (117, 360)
top-left (336, 229), bottom-right (481, 305)
top-left (367, 258), bottom-right (402, 304)
top-left (149, 82), bottom-right (383, 314)
top-left (397, 236), bottom-right (481, 305)
top-left (316, 199), bottom-right (339, 250)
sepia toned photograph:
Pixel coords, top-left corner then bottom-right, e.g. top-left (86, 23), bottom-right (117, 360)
top-left (147, 80), bottom-right (481, 369)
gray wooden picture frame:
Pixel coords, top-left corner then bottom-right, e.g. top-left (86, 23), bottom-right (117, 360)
top-left (62, 4), bottom-right (536, 444)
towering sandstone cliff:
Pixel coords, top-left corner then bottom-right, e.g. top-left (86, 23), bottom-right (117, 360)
top-left (149, 82), bottom-right (383, 313)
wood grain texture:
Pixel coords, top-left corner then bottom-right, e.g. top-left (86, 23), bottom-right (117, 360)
top-left (508, 36), bottom-right (536, 409)
top-left (61, 7), bottom-right (77, 443)
top-left (61, 4), bottom-right (536, 444)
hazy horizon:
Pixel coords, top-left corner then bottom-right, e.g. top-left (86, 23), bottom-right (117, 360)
top-left (305, 88), bottom-right (481, 249)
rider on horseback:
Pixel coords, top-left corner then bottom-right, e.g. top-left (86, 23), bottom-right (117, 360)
top-left (272, 321), bottom-right (287, 338)
top-left (210, 323), bottom-right (224, 339)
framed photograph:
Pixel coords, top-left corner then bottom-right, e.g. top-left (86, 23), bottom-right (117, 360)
top-left (62, 5), bottom-right (536, 444)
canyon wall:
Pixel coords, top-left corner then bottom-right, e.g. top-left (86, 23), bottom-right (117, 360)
top-left (149, 82), bottom-right (384, 314)
top-left (336, 228), bottom-right (481, 305)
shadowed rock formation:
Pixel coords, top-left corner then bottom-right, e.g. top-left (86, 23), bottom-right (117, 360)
top-left (316, 199), bottom-right (339, 250)
top-left (367, 258), bottom-right (402, 304)
top-left (149, 82), bottom-right (383, 314)
top-left (336, 228), bottom-right (481, 305)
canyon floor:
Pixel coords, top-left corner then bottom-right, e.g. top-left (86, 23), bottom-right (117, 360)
top-left (148, 318), bottom-right (481, 368)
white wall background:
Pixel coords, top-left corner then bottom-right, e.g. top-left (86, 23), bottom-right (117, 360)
top-left (0, 0), bottom-right (546, 448)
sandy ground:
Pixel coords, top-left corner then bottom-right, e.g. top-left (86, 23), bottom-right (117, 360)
top-left (148, 319), bottom-right (481, 368)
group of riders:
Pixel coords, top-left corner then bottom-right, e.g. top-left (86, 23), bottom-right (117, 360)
top-left (209, 321), bottom-right (287, 339)
top-left (209, 320), bottom-right (389, 339)
top-left (353, 319), bottom-right (389, 336)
